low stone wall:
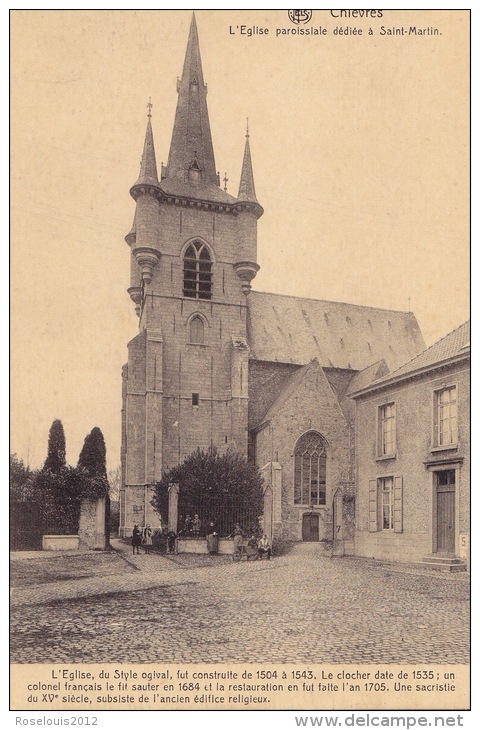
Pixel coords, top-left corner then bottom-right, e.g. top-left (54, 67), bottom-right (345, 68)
top-left (177, 538), bottom-right (234, 555)
top-left (42, 535), bottom-right (80, 551)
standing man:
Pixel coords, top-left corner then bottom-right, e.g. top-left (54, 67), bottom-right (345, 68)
top-left (132, 524), bottom-right (141, 555)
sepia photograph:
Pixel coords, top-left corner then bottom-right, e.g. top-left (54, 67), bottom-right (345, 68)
top-left (10, 9), bottom-right (470, 712)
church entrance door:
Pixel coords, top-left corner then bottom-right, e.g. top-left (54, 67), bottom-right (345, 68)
top-left (302, 512), bottom-right (319, 541)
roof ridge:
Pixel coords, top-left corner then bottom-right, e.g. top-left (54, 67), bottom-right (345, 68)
top-left (251, 289), bottom-right (414, 315)
top-left (379, 319), bottom-right (470, 381)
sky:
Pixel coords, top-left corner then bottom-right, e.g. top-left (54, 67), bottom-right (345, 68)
top-left (10, 9), bottom-right (470, 472)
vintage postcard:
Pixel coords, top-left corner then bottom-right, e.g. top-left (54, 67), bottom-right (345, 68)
top-left (10, 9), bottom-right (470, 714)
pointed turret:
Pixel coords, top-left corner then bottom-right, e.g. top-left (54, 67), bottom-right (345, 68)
top-left (234, 125), bottom-right (262, 295)
top-left (237, 126), bottom-right (259, 206)
top-left (131, 104), bottom-right (160, 196)
top-left (128, 103), bottom-right (161, 295)
top-left (165, 14), bottom-right (218, 185)
top-left (125, 211), bottom-right (142, 317)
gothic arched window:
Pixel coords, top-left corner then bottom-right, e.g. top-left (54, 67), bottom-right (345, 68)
top-left (183, 241), bottom-right (212, 300)
top-left (293, 431), bottom-right (327, 505)
top-left (189, 315), bottom-right (205, 344)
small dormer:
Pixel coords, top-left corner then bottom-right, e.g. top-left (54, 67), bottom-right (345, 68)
top-left (188, 154), bottom-right (202, 182)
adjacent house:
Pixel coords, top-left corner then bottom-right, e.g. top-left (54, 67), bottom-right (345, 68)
top-left (350, 321), bottom-right (470, 569)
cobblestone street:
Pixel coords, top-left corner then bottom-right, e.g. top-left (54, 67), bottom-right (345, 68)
top-left (10, 542), bottom-right (469, 665)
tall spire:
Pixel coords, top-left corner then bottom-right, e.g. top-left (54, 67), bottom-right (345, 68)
top-left (237, 121), bottom-right (260, 206)
top-left (132, 102), bottom-right (159, 191)
top-left (165, 14), bottom-right (217, 185)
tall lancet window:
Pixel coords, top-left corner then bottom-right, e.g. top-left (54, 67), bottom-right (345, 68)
top-left (183, 241), bottom-right (213, 299)
top-left (189, 316), bottom-right (205, 344)
top-left (293, 431), bottom-right (327, 506)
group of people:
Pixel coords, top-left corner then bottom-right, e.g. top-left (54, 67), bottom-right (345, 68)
top-left (179, 514), bottom-right (203, 537)
top-left (131, 521), bottom-right (271, 560)
top-left (232, 524), bottom-right (272, 560)
top-left (131, 524), bottom-right (153, 555)
top-left (132, 524), bottom-right (177, 554)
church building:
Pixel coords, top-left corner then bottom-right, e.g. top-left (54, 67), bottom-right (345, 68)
top-left (119, 16), bottom-right (425, 548)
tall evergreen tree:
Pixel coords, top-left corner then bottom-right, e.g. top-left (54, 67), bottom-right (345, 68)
top-left (77, 427), bottom-right (109, 499)
top-left (43, 419), bottom-right (66, 473)
top-left (78, 427), bottom-right (107, 478)
top-left (28, 422), bottom-right (84, 534)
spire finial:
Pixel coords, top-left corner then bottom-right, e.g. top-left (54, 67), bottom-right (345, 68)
top-left (246, 117), bottom-right (250, 139)
top-left (147, 97), bottom-right (153, 119)
top-left (223, 173), bottom-right (228, 192)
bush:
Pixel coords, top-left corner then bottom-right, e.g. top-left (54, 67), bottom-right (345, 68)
top-left (153, 447), bottom-right (264, 536)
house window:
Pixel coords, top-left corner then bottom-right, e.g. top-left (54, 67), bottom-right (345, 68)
top-left (434, 386), bottom-right (457, 447)
top-left (378, 402), bottom-right (396, 457)
top-left (368, 476), bottom-right (403, 533)
top-left (183, 241), bottom-right (212, 300)
top-left (293, 431), bottom-right (327, 506)
top-left (192, 393), bottom-right (199, 406)
top-left (380, 476), bottom-right (394, 530)
top-left (189, 316), bottom-right (205, 344)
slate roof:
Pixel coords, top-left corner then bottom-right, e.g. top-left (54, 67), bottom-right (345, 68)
top-left (132, 118), bottom-right (160, 189)
top-left (237, 135), bottom-right (260, 206)
top-left (350, 320), bottom-right (470, 396)
top-left (158, 178), bottom-right (237, 205)
top-left (345, 360), bottom-right (389, 397)
top-left (247, 291), bottom-right (425, 371)
top-left (165, 14), bottom-right (218, 186)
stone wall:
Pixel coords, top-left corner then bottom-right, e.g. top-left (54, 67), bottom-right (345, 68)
top-left (78, 497), bottom-right (108, 550)
top-left (255, 361), bottom-right (352, 542)
top-left (354, 361), bottom-right (469, 563)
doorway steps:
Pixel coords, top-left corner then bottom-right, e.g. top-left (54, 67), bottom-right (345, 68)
top-left (420, 554), bottom-right (467, 572)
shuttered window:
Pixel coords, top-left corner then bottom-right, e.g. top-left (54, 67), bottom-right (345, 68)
top-left (368, 479), bottom-right (378, 532)
top-left (393, 476), bottom-right (403, 533)
top-left (368, 476), bottom-right (403, 532)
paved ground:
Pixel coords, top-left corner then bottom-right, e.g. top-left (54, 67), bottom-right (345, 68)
top-left (10, 541), bottom-right (470, 664)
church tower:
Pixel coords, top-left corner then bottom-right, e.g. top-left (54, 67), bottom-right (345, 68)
top-left (119, 15), bottom-right (263, 534)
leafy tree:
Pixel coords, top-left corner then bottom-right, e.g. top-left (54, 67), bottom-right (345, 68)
top-left (43, 419), bottom-right (66, 473)
top-left (107, 466), bottom-right (121, 535)
top-left (30, 467), bottom-right (86, 534)
top-left (153, 448), bottom-right (264, 536)
top-left (108, 465), bottom-right (121, 501)
top-left (10, 453), bottom-right (34, 501)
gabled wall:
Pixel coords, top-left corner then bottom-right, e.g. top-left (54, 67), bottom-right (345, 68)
top-left (254, 361), bottom-right (353, 541)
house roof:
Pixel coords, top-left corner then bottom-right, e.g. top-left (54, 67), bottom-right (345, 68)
top-left (247, 291), bottom-right (425, 371)
top-left (350, 320), bottom-right (470, 396)
top-left (345, 360), bottom-right (389, 397)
